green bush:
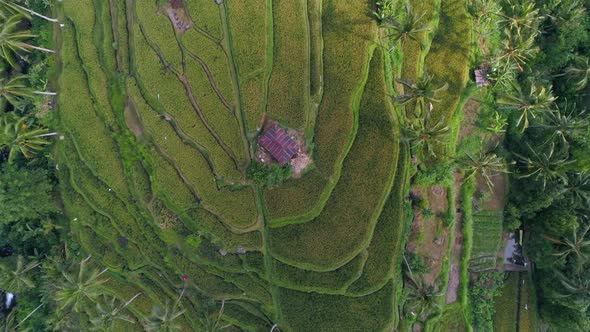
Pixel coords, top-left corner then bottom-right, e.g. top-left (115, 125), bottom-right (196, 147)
top-left (469, 271), bottom-right (504, 332)
top-left (246, 161), bottom-right (291, 187)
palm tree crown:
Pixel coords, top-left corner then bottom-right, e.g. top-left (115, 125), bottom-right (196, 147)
top-left (0, 14), bottom-right (55, 68)
top-left (381, 3), bottom-right (430, 51)
top-left (0, 114), bottom-right (53, 164)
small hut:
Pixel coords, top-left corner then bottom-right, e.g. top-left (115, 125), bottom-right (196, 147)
top-left (475, 67), bottom-right (490, 87)
top-left (258, 124), bottom-right (299, 165)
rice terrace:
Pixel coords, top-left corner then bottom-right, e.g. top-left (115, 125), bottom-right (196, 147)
top-left (1, 0), bottom-right (590, 331)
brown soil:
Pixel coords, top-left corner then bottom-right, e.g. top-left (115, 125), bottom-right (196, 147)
top-left (460, 99), bottom-right (480, 138)
top-left (124, 97), bottom-right (143, 137)
top-left (407, 186), bottom-right (449, 286)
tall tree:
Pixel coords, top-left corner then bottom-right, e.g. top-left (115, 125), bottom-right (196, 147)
top-left (0, 14), bottom-right (55, 68)
top-left (534, 102), bottom-right (588, 146)
top-left (497, 81), bottom-right (556, 131)
top-left (513, 142), bottom-right (573, 188)
top-left (545, 223), bottom-right (590, 274)
top-left (89, 293), bottom-right (142, 331)
top-left (395, 72), bottom-right (449, 113)
top-left (0, 114), bottom-right (53, 164)
top-left (380, 3), bottom-right (430, 51)
top-left (459, 149), bottom-right (510, 190)
top-left (565, 56), bottom-right (590, 91)
top-left (53, 256), bottom-right (109, 314)
top-left (0, 0), bottom-right (58, 22)
top-left (0, 255), bottom-right (39, 293)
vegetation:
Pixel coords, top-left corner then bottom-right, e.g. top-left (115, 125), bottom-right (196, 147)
top-left (2, 0), bottom-right (587, 330)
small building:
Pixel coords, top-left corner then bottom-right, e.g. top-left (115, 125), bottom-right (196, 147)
top-left (475, 68), bottom-right (490, 87)
top-left (258, 124), bottom-right (299, 165)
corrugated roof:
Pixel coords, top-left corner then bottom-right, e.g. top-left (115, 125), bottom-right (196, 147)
top-left (259, 124), bottom-right (298, 165)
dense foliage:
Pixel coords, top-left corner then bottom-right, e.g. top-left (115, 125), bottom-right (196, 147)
top-left (468, 271), bottom-right (504, 332)
top-left (470, 0), bottom-right (590, 329)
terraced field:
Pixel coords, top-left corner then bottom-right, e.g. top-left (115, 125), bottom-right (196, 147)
top-left (54, 0), bottom-right (472, 330)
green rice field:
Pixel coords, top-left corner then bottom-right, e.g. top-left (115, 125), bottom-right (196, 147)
top-left (53, 0), bottom-right (475, 330)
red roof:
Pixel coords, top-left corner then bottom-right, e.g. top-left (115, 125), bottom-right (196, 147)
top-left (259, 124), bottom-right (298, 165)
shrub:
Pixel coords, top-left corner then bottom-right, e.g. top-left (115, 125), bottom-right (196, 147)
top-left (469, 271), bottom-right (504, 331)
top-left (246, 161), bottom-right (292, 187)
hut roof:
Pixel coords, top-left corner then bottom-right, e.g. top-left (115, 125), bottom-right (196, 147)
top-left (259, 124), bottom-right (298, 165)
top-left (475, 68), bottom-right (490, 87)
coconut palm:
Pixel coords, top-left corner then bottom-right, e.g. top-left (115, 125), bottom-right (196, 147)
top-left (0, 115), bottom-right (54, 164)
top-left (534, 103), bottom-right (588, 146)
top-left (0, 0), bottom-right (58, 22)
top-left (551, 270), bottom-right (590, 312)
top-left (492, 29), bottom-right (539, 73)
top-left (497, 81), bottom-right (556, 131)
top-left (0, 255), bottom-right (39, 293)
top-left (144, 300), bottom-right (186, 332)
top-left (401, 106), bottom-right (450, 158)
top-left (459, 149), bottom-right (510, 190)
top-left (545, 223), bottom-right (590, 274)
top-left (89, 293), bottom-right (142, 331)
top-left (53, 255), bottom-right (109, 313)
top-left (381, 3), bottom-right (430, 51)
top-left (560, 172), bottom-right (590, 207)
top-left (145, 282), bottom-right (187, 332)
top-left (0, 303), bottom-right (44, 332)
top-left (395, 72), bottom-right (449, 112)
top-left (404, 276), bottom-right (444, 319)
top-left (565, 56), bottom-right (590, 91)
top-left (513, 142), bottom-right (573, 188)
top-left (0, 74), bottom-right (35, 108)
top-left (198, 300), bottom-right (232, 332)
top-left (0, 14), bottom-right (55, 68)
top-left (496, 0), bottom-right (542, 38)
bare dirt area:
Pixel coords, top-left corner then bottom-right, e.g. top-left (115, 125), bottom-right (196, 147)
top-left (125, 97), bottom-right (144, 137)
top-left (407, 187), bottom-right (450, 286)
top-left (162, 0), bottom-right (193, 34)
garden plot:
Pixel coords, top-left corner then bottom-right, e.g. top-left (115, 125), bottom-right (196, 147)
top-left (470, 211), bottom-right (503, 272)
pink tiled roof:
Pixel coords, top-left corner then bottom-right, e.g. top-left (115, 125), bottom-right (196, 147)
top-left (259, 124), bottom-right (298, 165)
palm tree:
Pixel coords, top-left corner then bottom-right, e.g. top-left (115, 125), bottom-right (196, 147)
top-left (381, 3), bottom-right (430, 51)
top-left (395, 72), bottom-right (449, 113)
top-left (552, 270), bottom-right (590, 312)
top-left (53, 255), bottom-right (109, 313)
top-left (497, 81), bottom-right (556, 131)
top-left (492, 29), bottom-right (539, 73)
top-left (0, 255), bottom-right (39, 292)
top-left (0, 302), bottom-right (44, 332)
top-left (0, 14), bottom-right (55, 68)
top-left (0, 73), bottom-right (57, 109)
top-left (0, 114), bottom-right (54, 164)
top-left (513, 142), bottom-right (573, 188)
top-left (565, 56), bottom-right (590, 91)
top-left (0, 0), bottom-right (58, 22)
top-left (496, 0), bottom-right (542, 38)
top-left (459, 149), bottom-right (510, 190)
top-left (145, 282), bottom-right (187, 332)
top-left (144, 300), bottom-right (186, 332)
top-left (404, 276), bottom-right (444, 319)
top-left (89, 293), bottom-right (142, 331)
top-left (401, 106), bottom-right (450, 159)
top-left (198, 300), bottom-right (232, 332)
top-left (545, 223), bottom-right (590, 274)
top-left (561, 172), bottom-right (590, 208)
top-left (534, 103), bottom-right (588, 146)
